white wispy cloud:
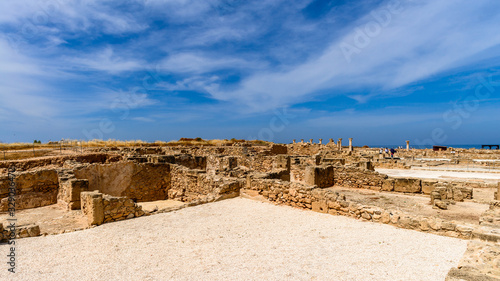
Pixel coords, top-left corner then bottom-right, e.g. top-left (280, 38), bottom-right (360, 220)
top-left (204, 0), bottom-right (500, 111)
top-left (68, 47), bottom-right (146, 73)
top-left (159, 52), bottom-right (266, 74)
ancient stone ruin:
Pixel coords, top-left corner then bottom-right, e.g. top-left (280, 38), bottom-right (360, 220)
top-left (1, 140), bottom-right (499, 279)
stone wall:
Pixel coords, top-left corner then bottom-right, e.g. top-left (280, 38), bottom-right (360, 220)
top-left (74, 162), bottom-right (170, 202)
top-left (304, 165), bottom-right (334, 188)
top-left (0, 169), bottom-right (59, 211)
top-left (58, 179), bottom-right (89, 210)
top-left (446, 240), bottom-right (500, 281)
top-left (479, 201), bottom-right (500, 228)
top-left (245, 177), bottom-right (477, 239)
top-left (0, 223), bottom-right (41, 241)
top-left (332, 166), bottom-right (387, 190)
top-left (0, 153), bottom-right (113, 170)
top-left (81, 191), bottom-right (145, 226)
top-left (169, 164), bottom-right (242, 203)
top-left (430, 183), bottom-right (473, 210)
top-left (206, 155), bottom-right (238, 175)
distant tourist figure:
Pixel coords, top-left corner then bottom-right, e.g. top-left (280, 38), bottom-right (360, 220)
top-left (384, 148), bottom-right (389, 154)
top-left (379, 148), bottom-right (383, 154)
top-left (390, 148), bottom-right (395, 158)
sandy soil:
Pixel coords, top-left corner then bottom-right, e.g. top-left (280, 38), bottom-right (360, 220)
top-left (376, 168), bottom-right (500, 183)
top-left (0, 205), bottom-right (87, 235)
top-left (0, 198), bottom-right (466, 281)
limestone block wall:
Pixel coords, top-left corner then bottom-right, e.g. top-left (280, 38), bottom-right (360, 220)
top-left (332, 166), bottom-right (387, 190)
top-left (245, 177), bottom-right (477, 239)
top-left (0, 153), bottom-right (112, 170)
top-left (74, 162), bottom-right (170, 202)
top-left (172, 154), bottom-right (207, 170)
top-left (447, 241), bottom-right (500, 280)
top-left (268, 144), bottom-right (287, 155)
top-left (206, 155), bottom-right (238, 175)
top-left (57, 179), bottom-right (90, 210)
top-left (479, 201), bottom-right (500, 228)
top-left (169, 164), bottom-right (242, 203)
top-left (0, 224), bottom-right (41, 241)
top-left (290, 155), bottom-right (320, 182)
top-left (304, 165), bottom-right (334, 188)
top-left (0, 169), bottom-right (59, 211)
top-left (81, 191), bottom-right (145, 226)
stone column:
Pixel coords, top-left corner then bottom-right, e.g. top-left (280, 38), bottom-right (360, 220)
top-left (406, 140), bottom-right (410, 151)
top-left (319, 139), bottom-right (323, 144)
top-left (309, 139), bottom-right (313, 144)
top-left (497, 182), bottom-right (500, 200)
top-left (338, 138), bottom-right (342, 150)
top-left (292, 139), bottom-right (296, 144)
top-left (348, 138), bottom-right (353, 151)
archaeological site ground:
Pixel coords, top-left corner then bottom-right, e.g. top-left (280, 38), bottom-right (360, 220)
top-left (1, 139), bottom-right (499, 280)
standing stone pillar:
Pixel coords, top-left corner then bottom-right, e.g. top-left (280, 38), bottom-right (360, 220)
top-left (319, 139), bottom-right (323, 144)
top-left (348, 138), bottom-right (353, 151)
top-left (496, 182), bottom-right (500, 200)
top-left (292, 139), bottom-right (296, 144)
top-left (406, 140), bottom-right (410, 151)
top-left (338, 138), bottom-right (342, 150)
top-left (309, 139), bottom-right (313, 144)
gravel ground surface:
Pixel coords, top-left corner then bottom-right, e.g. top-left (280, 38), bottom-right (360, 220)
top-left (0, 198), bottom-right (467, 281)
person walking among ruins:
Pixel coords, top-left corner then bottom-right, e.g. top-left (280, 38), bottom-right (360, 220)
top-left (390, 148), bottom-right (396, 158)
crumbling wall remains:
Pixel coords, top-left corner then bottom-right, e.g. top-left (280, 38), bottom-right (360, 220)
top-left (169, 164), bottom-right (242, 203)
top-left (0, 169), bottom-right (59, 211)
top-left (81, 191), bottom-right (145, 226)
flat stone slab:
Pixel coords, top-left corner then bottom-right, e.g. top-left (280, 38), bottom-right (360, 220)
top-left (137, 199), bottom-right (186, 213)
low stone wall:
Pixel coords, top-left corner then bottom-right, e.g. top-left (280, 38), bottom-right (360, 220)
top-left (0, 153), bottom-right (112, 170)
top-left (0, 169), bottom-right (59, 211)
top-left (333, 166), bottom-right (387, 190)
top-left (0, 224), bottom-right (41, 241)
top-left (479, 201), bottom-right (500, 228)
top-left (169, 164), bottom-right (242, 203)
top-left (81, 191), bottom-right (145, 226)
top-left (246, 177), bottom-right (477, 239)
top-left (446, 240), bottom-right (500, 281)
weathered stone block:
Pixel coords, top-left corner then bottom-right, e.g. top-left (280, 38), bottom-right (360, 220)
top-left (81, 191), bottom-right (104, 226)
top-left (312, 200), bottom-right (328, 213)
top-left (421, 180), bottom-right (438, 194)
top-left (381, 179), bottom-right (395, 192)
top-left (393, 178), bottom-right (421, 193)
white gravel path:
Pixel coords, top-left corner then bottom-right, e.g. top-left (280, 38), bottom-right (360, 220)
top-left (1, 198), bottom-right (467, 281)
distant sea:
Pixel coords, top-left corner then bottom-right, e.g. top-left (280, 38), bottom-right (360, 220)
top-left (367, 144), bottom-right (497, 149)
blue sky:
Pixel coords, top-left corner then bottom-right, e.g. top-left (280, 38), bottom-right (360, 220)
top-left (1, 0), bottom-right (500, 146)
